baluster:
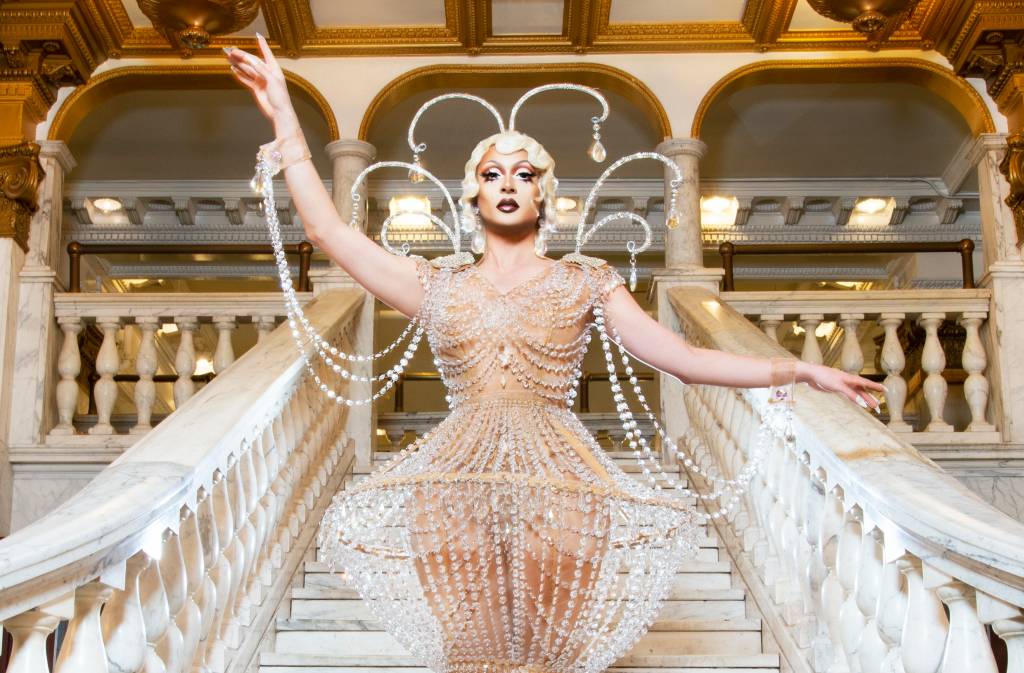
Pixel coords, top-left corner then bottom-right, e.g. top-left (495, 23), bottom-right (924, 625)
top-left (855, 528), bottom-right (887, 673)
top-left (193, 488), bottom-right (219, 666)
top-left (838, 313), bottom-right (865, 375)
top-left (992, 614), bottom-right (1024, 673)
top-left (156, 527), bottom-right (187, 673)
top-left (958, 311), bottom-right (995, 432)
top-left (918, 313), bottom-right (953, 432)
top-left (798, 314), bottom-right (824, 365)
top-left (255, 315), bottom-right (276, 342)
top-left (53, 583), bottom-right (113, 672)
top-left (935, 581), bottom-right (997, 673)
top-left (897, 557), bottom-right (947, 673)
top-left (4, 610), bottom-right (61, 673)
top-left (875, 553), bottom-right (908, 673)
top-left (89, 316), bottom-right (121, 435)
top-left (837, 506), bottom-right (866, 673)
top-left (819, 485), bottom-right (850, 673)
top-left (132, 317), bottom-right (159, 434)
top-left (139, 541), bottom-right (170, 673)
top-left (52, 316), bottom-right (84, 435)
top-left (102, 552), bottom-right (149, 673)
top-left (759, 313), bottom-right (784, 343)
top-left (212, 316), bottom-right (237, 374)
top-left (175, 507), bottom-right (204, 667)
top-left (878, 313), bottom-right (910, 432)
top-left (173, 317), bottom-right (197, 408)
top-left (205, 470), bottom-right (235, 671)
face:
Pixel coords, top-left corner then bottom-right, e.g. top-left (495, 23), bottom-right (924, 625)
top-left (474, 147), bottom-right (542, 230)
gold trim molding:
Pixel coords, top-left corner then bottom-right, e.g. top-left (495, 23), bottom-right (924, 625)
top-left (47, 64), bottom-right (339, 142)
top-left (0, 141), bottom-right (44, 252)
top-left (691, 58), bottom-right (996, 139)
top-left (358, 62), bottom-right (672, 141)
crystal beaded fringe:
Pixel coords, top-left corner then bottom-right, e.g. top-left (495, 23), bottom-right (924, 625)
top-left (253, 152), bottom-right (424, 406)
top-left (590, 304), bottom-right (795, 521)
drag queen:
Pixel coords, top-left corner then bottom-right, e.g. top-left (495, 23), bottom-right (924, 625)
top-left (227, 37), bottom-right (884, 673)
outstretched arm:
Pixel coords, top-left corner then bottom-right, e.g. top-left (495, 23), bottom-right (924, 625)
top-left (226, 35), bottom-right (422, 319)
top-left (602, 285), bottom-right (885, 411)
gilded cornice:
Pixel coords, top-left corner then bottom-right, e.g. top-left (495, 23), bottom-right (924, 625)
top-left (691, 58), bottom-right (996, 138)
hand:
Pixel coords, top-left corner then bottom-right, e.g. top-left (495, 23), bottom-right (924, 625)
top-left (801, 362), bottom-right (886, 413)
top-left (224, 34), bottom-right (298, 132)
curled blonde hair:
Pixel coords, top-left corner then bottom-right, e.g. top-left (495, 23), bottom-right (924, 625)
top-left (460, 131), bottom-right (558, 229)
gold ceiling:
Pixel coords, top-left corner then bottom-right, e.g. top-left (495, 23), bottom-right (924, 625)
top-left (45, 0), bottom-right (1003, 58)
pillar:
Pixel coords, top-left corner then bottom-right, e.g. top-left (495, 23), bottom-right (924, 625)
top-left (650, 138), bottom-right (725, 463)
top-left (317, 139), bottom-right (377, 471)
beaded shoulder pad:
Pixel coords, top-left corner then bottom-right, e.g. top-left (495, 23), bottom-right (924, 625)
top-left (427, 251), bottom-right (475, 269)
top-left (561, 252), bottom-right (609, 267)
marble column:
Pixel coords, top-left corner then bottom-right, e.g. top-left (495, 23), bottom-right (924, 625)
top-left (322, 139), bottom-right (377, 471)
top-left (650, 138), bottom-right (724, 464)
top-left (973, 134), bottom-right (1024, 443)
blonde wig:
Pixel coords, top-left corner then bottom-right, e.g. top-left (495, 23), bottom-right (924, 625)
top-left (460, 131), bottom-right (558, 230)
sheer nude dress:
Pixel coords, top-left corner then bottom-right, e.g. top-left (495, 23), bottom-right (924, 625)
top-left (319, 254), bottom-right (699, 673)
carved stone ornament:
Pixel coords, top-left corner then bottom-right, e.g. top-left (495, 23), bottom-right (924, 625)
top-left (138, 0), bottom-right (261, 53)
top-left (999, 132), bottom-right (1024, 250)
top-left (805, 0), bottom-right (922, 33)
top-left (0, 142), bottom-right (44, 252)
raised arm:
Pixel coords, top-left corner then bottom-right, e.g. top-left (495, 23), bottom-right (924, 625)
top-left (226, 35), bottom-right (422, 318)
top-left (602, 284), bottom-right (886, 411)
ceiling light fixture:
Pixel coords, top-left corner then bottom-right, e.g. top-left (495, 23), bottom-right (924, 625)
top-left (854, 197), bottom-right (888, 214)
top-left (556, 197), bottom-right (578, 212)
top-left (388, 195), bottom-right (432, 229)
top-left (138, 0), bottom-right (261, 53)
top-left (806, 0), bottom-right (922, 34)
top-left (92, 197), bottom-right (123, 214)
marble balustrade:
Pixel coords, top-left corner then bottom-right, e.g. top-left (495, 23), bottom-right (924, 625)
top-left (724, 288), bottom-right (998, 445)
top-left (669, 285), bottom-right (1024, 673)
top-left (0, 288), bottom-right (364, 673)
top-left (50, 292), bottom-right (311, 438)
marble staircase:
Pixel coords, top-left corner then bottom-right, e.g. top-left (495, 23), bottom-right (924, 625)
top-left (257, 452), bottom-right (781, 673)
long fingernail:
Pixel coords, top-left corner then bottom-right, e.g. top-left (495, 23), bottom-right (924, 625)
top-left (256, 32), bottom-right (264, 39)
top-left (222, 46), bottom-right (234, 54)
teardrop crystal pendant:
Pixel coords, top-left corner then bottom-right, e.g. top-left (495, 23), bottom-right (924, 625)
top-left (471, 228), bottom-right (486, 254)
top-left (588, 139), bottom-right (607, 163)
top-left (408, 159), bottom-right (426, 183)
top-left (629, 266), bottom-right (637, 292)
top-left (666, 211), bottom-right (681, 230)
top-left (250, 174), bottom-right (264, 195)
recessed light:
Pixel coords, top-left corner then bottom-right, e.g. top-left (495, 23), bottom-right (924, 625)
top-left (93, 197), bottom-right (123, 214)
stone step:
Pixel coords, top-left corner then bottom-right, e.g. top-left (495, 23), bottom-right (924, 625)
top-left (313, 543), bottom-right (721, 564)
top-left (259, 653), bottom-right (780, 672)
top-left (272, 621), bottom-right (763, 657)
top-left (289, 586), bottom-right (747, 603)
top-left (276, 617), bottom-right (761, 634)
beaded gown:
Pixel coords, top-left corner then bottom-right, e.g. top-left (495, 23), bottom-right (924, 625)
top-left (318, 254), bottom-right (700, 673)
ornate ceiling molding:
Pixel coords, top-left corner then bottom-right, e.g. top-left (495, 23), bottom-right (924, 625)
top-left (690, 57), bottom-right (997, 139)
top-left (16, 0), bottom-right (959, 60)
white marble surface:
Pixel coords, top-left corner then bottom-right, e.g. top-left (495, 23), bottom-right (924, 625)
top-left (0, 289), bottom-right (363, 619)
top-left (669, 284), bottom-right (1024, 608)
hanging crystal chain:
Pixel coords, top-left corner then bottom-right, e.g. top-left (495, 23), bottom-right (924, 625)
top-left (591, 303), bottom-right (794, 520)
top-left (254, 153), bottom-right (424, 406)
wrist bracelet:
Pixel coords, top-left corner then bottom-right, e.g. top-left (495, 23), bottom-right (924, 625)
top-left (258, 131), bottom-right (312, 176)
top-left (768, 357), bottom-right (796, 405)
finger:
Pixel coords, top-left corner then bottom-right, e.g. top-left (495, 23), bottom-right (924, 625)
top-left (229, 65), bottom-right (255, 85)
top-left (235, 60), bottom-right (265, 83)
top-left (256, 33), bottom-right (280, 68)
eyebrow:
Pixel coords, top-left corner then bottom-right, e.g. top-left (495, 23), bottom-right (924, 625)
top-left (479, 160), bottom-right (536, 171)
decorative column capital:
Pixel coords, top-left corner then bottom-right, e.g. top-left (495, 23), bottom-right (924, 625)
top-left (325, 138), bottom-right (377, 164)
top-left (0, 141), bottom-right (45, 252)
top-left (37, 140), bottom-right (76, 173)
top-left (655, 137), bottom-right (708, 161)
top-left (998, 132), bottom-right (1024, 250)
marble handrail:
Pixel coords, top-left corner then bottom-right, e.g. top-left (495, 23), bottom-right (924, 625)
top-left (724, 288), bottom-right (998, 443)
top-left (0, 288), bottom-right (364, 673)
top-left (668, 286), bottom-right (1024, 673)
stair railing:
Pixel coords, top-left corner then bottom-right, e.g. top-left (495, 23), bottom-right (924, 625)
top-left (0, 288), bottom-right (364, 673)
top-left (667, 285), bottom-right (1024, 673)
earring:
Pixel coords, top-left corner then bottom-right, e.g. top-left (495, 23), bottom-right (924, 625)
top-left (534, 229), bottom-right (547, 257)
top-left (472, 227), bottom-right (487, 255)
top-left (460, 202), bottom-right (479, 234)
